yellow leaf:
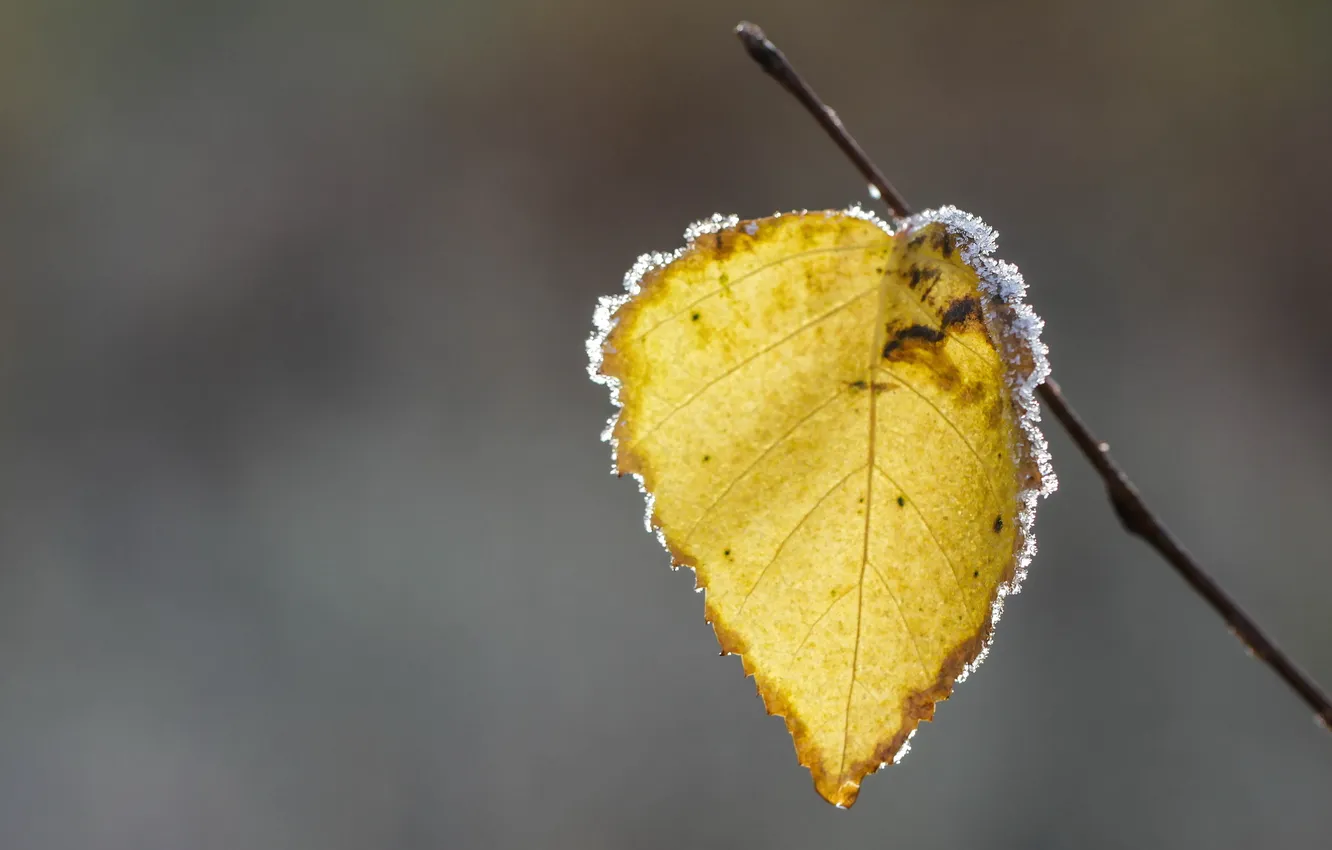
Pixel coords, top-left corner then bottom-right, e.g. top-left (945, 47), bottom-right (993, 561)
top-left (588, 206), bottom-right (1055, 807)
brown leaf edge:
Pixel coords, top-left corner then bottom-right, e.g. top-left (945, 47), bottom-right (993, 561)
top-left (586, 206), bottom-right (1057, 807)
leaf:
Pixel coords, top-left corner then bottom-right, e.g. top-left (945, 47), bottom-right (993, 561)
top-left (588, 206), bottom-right (1055, 807)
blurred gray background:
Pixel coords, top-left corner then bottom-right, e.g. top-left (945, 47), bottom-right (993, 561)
top-left (1, 0), bottom-right (1330, 847)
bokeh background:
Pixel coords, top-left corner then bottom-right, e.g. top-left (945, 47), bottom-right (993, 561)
top-left (2, 0), bottom-right (1330, 847)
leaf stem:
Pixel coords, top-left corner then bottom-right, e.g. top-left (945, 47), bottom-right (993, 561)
top-left (733, 20), bottom-right (1332, 732)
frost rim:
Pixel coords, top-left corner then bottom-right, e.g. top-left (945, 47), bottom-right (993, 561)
top-left (900, 204), bottom-right (1058, 683)
top-left (586, 204), bottom-right (1057, 759)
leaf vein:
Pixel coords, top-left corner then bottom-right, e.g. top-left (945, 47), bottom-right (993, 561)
top-left (625, 286), bottom-right (876, 455)
top-left (874, 364), bottom-right (1003, 510)
top-left (791, 585), bottom-right (858, 659)
top-left (872, 465), bottom-right (973, 621)
top-left (867, 559), bottom-right (932, 680)
top-left (739, 464), bottom-right (867, 613)
top-left (840, 270), bottom-right (888, 789)
top-left (680, 385), bottom-right (855, 548)
top-left (635, 243), bottom-right (877, 341)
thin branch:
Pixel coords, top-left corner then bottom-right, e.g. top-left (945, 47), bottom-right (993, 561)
top-left (1040, 378), bottom-right (1332, 728)
top-left (734, 20), bottom-right (1332, 731)
top-left (735, 23), bottom-right (911, 221)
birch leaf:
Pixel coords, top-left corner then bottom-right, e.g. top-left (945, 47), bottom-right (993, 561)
top-left (588, 206), bottom-right (1055, 807)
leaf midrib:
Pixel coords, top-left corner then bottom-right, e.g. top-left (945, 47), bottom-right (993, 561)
top-left (839, 266), bottom-right (893, 790)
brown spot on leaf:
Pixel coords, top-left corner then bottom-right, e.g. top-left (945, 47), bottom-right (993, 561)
top-left (881, 320), bottom-right (963, 391)
top-left (941, 297), bottom-right (980, 328)
top-left (882, 324), bottom-right (946, 358)
top-left (931, 228), bottom-right (955, 258)
top-left (704, 227), bottom-right (748, 264)
top-left (958, 381), bottom-right (987, 406)
top-left (905, 264), bottom-right (942, 291)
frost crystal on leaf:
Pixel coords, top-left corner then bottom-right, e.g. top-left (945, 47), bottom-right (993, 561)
top-left (586, 213), bottom-right (741, 537)
top-left (899, 205), bottom-right (1057, 680)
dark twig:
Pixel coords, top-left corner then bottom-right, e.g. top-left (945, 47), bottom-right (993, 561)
top-left (734, 20), bottom-right (1332, 731)
top-left (736, 22), bottom-right (911, 221)
top-left (1039, 379), bottom-right (1332, 728)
